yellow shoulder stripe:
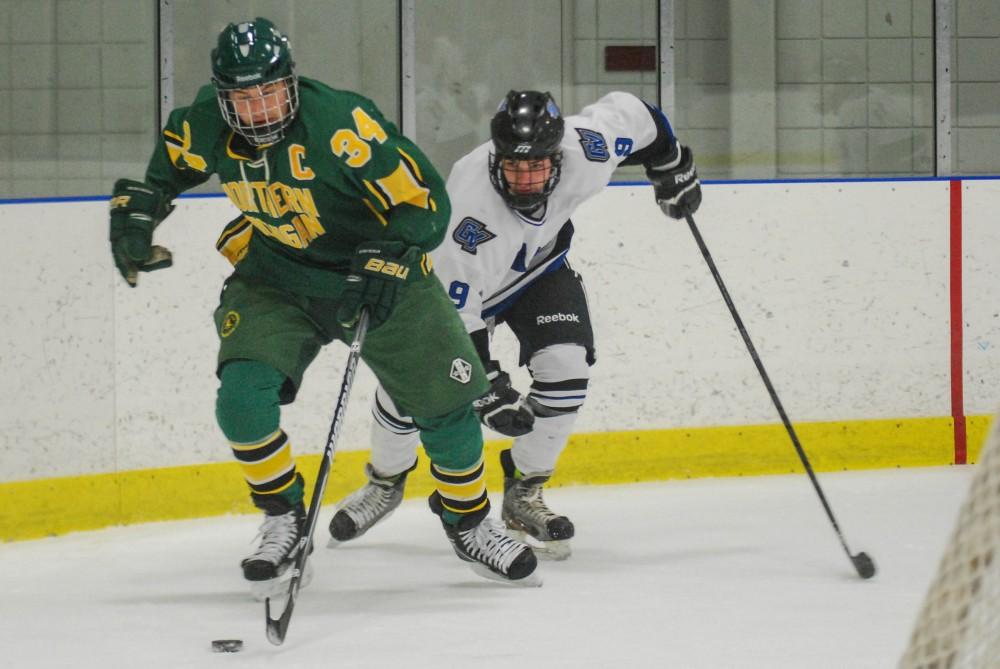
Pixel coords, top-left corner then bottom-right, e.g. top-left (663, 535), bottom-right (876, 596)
top-left (363, 180), bottom-right (390, 210)
top-left (215, 217), bottom-right (253, 266)
top-left (163, 120), bottom-right (208, 172)
top-left (372, 159), bottom-right (432, 210)
top-left (362, 198), bottom-right (389, 227)
top-left (396, 148), bottom-right (423, 181)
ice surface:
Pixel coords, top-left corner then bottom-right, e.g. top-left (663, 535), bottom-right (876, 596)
top-left (0, 466), bottom-right (972, 669)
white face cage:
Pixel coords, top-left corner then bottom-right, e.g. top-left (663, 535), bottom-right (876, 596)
top-left (215, 75), bottom-right (300, 146)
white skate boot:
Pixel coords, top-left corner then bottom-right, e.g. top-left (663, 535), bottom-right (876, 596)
top-left (328, 462), bottom-right (411, 545)
top-left (500, 449), bottom-right (574, 560)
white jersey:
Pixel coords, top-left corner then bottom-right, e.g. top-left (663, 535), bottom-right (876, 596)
top-left (433, 91), bottom-right (665, 336)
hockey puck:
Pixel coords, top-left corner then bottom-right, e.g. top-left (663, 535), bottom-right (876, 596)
top-left (211, 639), bottom-right (243, 653)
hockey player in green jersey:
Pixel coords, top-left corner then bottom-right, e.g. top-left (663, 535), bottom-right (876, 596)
top-left (108, 18), bottom-right (538, 594)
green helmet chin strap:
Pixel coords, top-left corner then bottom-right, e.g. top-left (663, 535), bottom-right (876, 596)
top-left (211, 17), bottom-right (299, 146)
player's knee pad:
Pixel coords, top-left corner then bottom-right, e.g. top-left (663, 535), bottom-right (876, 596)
top-left (215, 360), bottom-right (285, 443)
top-left (370, 385), bottom-right (421, 476)
top-left (527, 344), bottom-right (590, 416)
top-left (372, 385), bottom-right (417, 435)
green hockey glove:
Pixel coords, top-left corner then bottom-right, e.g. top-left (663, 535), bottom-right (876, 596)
top-left (109, 178), bottom-right (175, 287)
top-left (337, 241), bottom-right (423, 330)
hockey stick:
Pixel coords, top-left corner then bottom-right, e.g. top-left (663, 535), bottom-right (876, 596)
top-left (265, 308), bottom-right (371, 645)
top-left (684, 212), bottom-right (876, 580)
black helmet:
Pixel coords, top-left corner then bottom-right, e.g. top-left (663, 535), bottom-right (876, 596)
top-left (211, 18), bottom-right (299, 145)
top-left (488, 90), bottom-right (565, 211)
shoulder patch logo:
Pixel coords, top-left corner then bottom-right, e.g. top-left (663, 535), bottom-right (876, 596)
top-left (453, 217), bottom-right (497, 255)
top-left (576, 128), bottom-right (610, 162)
top-left (450, 358), bottom-right (473, 384)
top-left (220, 311), bottom-right (240, 338)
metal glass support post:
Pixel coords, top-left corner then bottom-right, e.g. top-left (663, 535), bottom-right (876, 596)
top-left (935, 0), bottom-right (953, 177)
top-left (399, 0), bottom-right (416, 140)
top-left (658, 0), bottom-right (676, 119)
top-left (157, 0), bottom-right (174, 132)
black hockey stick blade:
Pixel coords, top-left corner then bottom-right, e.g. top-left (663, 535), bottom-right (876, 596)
top-left (852, 551), bottom-right (877, 579)
top-left (264, 554), bottom-right (306, 646)
top-left (265, 590), bottom-right (295, 646)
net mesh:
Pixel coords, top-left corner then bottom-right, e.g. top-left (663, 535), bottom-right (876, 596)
top-left (898, 417), bottom-right (1000, 669)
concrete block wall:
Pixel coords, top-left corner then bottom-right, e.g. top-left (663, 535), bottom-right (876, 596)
top-left (0, 0), bottom-right (156, 198)
top-left (955, 2), bottom-right (1000, 172)
top-left (1, 1), bottom-right (998, 199)
top-left (782, 0), bottom-right (934, 176)
top-left (673, 0), bottom-right (732, 176)
top-left (571, 0), bottom-right (659, 107)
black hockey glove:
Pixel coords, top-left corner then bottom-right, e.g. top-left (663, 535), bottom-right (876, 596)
top-left (109, 178), bottom-right (174, 287)
top-left (337, 241), bottom-right (422, 331)
top-left (472, 364), bottom-right (535, 437)
top-left (645, 144), bottom-right (702, 219)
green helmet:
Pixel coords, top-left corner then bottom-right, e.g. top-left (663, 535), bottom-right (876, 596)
top-left (211, 18), bottom-right (299, 145)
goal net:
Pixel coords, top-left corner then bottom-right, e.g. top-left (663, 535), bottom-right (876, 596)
top-left (898, 417), bottom-right (1000, 669)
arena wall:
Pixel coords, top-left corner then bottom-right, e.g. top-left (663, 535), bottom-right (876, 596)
top-left (2, 178), bottom-right (997, 539)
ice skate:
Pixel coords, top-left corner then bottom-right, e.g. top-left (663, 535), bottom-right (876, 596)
top-left (242, 497), bottom-right (313, 601)
top-left (501, 449), bottom-right (574, 561)
top-left (429, 492), bottom-right (541, 587)
top-left (328, 463), bottom-right (410, 545)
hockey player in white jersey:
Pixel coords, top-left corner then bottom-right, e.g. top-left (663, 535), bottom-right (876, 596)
top-left (329, 90), bottom-right (701, 559)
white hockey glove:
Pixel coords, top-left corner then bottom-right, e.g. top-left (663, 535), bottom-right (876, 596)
top-left (472, 364), bottom-right (535, 437)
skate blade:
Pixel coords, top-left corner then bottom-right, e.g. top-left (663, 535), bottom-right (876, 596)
top-left (505, 528), bottom-right (572, 561)
top-left (469, 562), bottom-right (543, 588)
top-left (249, 560), bottom-right (314, 602)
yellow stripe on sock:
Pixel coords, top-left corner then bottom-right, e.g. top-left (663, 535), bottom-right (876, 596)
top-left (229, 429), bottom-right (283, 451)
top-left (260, 474), bottom-right (298, 495)
top-left (439, 496), bottom-right (489, 515)
top-left (238, 446), bottom-right (295, 486)
top-left (431, 456), bottom-right (484, 479)
top-left (433, 477), bottom-right (487, 501)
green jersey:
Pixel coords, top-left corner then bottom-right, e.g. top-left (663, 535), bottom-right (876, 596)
top-left (145, 77), bottom-right (450, 296)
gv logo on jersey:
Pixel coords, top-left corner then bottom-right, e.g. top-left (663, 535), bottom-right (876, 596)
top-left (453, 217), bottom-right (497, 255)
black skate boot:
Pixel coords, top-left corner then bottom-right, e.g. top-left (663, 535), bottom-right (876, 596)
top-left (429, 491), bottom-right (541, 586)
top-left (328, 462), bottom-right (413, 545)
top-left (242, 494), bottom-right (312, 601)
top-left (500, 448), bottom-right (574, 560)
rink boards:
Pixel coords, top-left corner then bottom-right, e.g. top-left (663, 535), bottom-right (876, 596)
top-left (1, 178), bottom-right (998, 539)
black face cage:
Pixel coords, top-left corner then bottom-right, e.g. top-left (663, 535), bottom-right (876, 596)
top-left (488, 151), bottom-right (563, 212)
top-left (215, 74), bottom-right (300, 146)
